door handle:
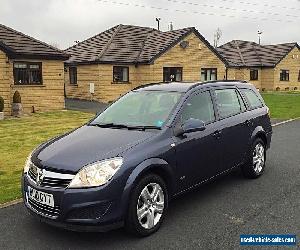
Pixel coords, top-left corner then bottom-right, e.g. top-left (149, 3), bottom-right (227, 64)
top-left (212, 130), bottom-right (222, 139)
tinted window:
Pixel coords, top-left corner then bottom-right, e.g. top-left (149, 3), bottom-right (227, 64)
top-left (240, 89), bottom-right (263, 109)
top-left (181, 91), bottom-right (215, 124)
top-left (215, 89), bottom-right (242, 119)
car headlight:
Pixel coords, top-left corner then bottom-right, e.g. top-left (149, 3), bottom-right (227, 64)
top-left (68, 157), bottom-right (123, 188)
top-left (24, 151), bottom-right (33, 173)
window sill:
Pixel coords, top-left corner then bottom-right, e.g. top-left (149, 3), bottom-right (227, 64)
top-left (111, 81), bottom-right (132, 84)
top-left (250, 79), bottom-right (258, 81)
top-left (69, 84), bottom-right (78, 87)
top-left (12, 84), bottom-right (45, 87)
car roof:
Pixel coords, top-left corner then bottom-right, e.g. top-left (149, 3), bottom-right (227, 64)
top-left (133, 81), bottom-right (252, 93)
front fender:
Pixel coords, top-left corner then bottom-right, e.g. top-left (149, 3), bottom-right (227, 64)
top-left (119, 158), bottom-right (175, 217)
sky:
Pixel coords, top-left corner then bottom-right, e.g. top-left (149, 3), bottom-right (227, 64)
top-left (0, 0), bottom-right (299, 50)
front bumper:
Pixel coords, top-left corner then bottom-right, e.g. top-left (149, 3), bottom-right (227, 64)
top-left (21, 173), bottom-right (125, 232)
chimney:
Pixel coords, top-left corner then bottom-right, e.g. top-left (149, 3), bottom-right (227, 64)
top-left (169, 22), bottom-right (174, 31)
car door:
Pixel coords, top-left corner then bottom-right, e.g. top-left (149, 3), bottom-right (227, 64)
top-left (213, 87), bottom-right (252, 173)
top-left (172, 90), bottom-right (221, 192)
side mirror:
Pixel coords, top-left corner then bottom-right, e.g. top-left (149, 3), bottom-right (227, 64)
top-left (174, 118), bottom-right (206, 136)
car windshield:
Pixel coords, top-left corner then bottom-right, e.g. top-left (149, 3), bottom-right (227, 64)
top-left (90, 90), bottom-right (182, 128)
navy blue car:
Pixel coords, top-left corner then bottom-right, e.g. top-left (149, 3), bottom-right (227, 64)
top-left (22, 81), bottom-right (272, 236)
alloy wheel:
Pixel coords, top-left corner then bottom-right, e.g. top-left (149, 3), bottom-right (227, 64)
top-left (253, 143), bottom-right (265, 174)
top-left (136, 183), bottom-right (165, 229)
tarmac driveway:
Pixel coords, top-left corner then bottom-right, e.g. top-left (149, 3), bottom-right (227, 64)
top-left (0, 120), bottom-right (299, 250)
top-left (65, 98), bottom-right (108, 114)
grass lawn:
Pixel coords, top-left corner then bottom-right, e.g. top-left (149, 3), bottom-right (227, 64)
top-left (261, 92), bottom-right (300, 119)
top-left (0, 111), bottom-right (93, 204)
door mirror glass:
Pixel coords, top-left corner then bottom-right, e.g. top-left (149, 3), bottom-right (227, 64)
top-left (175, 118), bottom-right (205, 136)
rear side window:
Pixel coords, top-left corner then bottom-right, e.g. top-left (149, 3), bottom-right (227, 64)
top-left (240, 88), bottom-right (263, 109)
top-left (215, 89), bottom-right (243, 119)
top-left (181, 91), bottom-right (215, 124)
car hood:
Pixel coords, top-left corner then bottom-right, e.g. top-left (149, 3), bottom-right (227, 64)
top-left (35, 125), bottom-right (154, 173)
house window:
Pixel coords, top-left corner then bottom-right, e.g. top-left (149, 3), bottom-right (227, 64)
top-left (201, 68), bottom-right (217, 82)
top-left (250, 69), bottom-right (258, 80)
top-left (163, 67), bottom-right (182, 82)
top-left (113, 66), bottom-right (129, 82)
top-left (298, 70), bottom-right (300, 82)
top-left (280, 70), bottom-right (289, 81)
top-left (69, 67), bottom-right (77, 85)
top-left (13, 62), bottom-right (42, 85)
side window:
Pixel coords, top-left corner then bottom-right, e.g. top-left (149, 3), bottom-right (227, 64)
top-left (215, 89), bottom-right (242, 119)
top-left (181, 91), bottom-right (215, 124)
top-left (240, 88), bottom-right (263, 109)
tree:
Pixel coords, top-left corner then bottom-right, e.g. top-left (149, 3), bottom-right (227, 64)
top-left (213, 28), bottom-right (222, 48)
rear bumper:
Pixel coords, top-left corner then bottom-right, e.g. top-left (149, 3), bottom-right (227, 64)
top-left (21, 173), bottom-right (126, 232)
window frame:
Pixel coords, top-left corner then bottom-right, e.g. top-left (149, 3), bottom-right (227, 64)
top-left (280, 69), bottom-right (289, 81)
top-left (113, 66), bottom-right (129, 83)
top-left (13, 61), bottom-right (43, 85)
top-left (250, 69), bottom-right (259, 81)
top-left (163, 67), bottom-right (183, 82)
top-left (213, 87), bottom-right (245, 120)
top-left (201, 68), bottom-right (218, 82)
top-left (69, 66), bottom-right (77, 85)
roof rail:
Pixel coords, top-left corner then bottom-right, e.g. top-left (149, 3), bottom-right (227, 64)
top-left (187, 80), bottom-right (249, 91)
top-left (132, 82), bottom-right (165, 91)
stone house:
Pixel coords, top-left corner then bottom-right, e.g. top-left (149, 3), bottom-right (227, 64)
top-left (0, 24), bottom-right (69, 115)
top-left (217, 40), bottom-right (300, 90)
top-left (64, 24), bottom-right (228, 102)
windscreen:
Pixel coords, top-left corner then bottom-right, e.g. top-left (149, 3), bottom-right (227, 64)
top-left (90, 91), bottom-right (182, 128)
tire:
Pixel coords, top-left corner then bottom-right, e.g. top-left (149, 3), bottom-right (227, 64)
top-left (125, 174), bottom-right (168, 237)
top-left (242, 138), bottom-right (266, 179)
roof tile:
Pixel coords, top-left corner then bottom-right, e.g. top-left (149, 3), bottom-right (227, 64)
top-left (217, 40), bottom-right (298, 67)
top-left (0, 23), bottom-right (68, 59)
top-left (65, 24), bottom-right (194, 64)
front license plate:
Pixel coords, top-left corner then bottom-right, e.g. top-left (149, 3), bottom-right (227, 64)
top-left (27, 186), bottom-right (54, 207)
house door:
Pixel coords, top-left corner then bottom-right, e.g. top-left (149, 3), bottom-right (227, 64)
top-left (163, 67), bottom-right (182, 82)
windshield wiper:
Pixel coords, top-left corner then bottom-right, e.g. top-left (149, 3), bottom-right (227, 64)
top-left (126, 125), bottom-right (162, 131)
top-left (89, 123), bottom-right (128, 128)
top-left (89, 123), bottom-right (161, 130)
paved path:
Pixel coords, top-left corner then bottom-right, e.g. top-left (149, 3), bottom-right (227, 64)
top-left (0, 121), bottom-right (299, 250)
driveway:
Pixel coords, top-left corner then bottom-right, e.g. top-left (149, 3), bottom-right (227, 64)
top-left (0, 121), bottom-right (299, 250)
top-left (65, 98), bottom-right (108, 114)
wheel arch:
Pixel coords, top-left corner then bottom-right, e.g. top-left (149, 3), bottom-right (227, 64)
top-left (120, 158), bottom-right (175, 216)
top-left (251, 126), bottom-right (267, 146)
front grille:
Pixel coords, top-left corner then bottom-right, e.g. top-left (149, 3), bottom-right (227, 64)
top-left (28, 163), bottom-right (37, 180)
top-left (41, 177), bottom-right (72, 189)
top-left (27, 197), bottom-right (60, 218)
top-left (27, 163), bottom-right (74, 189)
